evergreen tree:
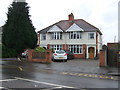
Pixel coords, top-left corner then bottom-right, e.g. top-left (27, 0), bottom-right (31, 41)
top-left (2, 1), bottom-right (38, 56)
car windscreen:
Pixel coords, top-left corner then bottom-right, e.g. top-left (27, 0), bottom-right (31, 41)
top-left (56, 50), bottom-right (65, 54)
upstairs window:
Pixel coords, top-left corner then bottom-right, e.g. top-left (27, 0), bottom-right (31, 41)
top-left (88, 33), bottom-right (94, 39)
top-left (41, 34), bottom-right (46, 40)
top-left (69, 31), bottom-right (82, 39)
top-left (51, 32), bottom-right (62, 40)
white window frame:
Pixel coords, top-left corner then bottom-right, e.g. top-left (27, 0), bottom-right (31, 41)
top-left (51, 32), bottom-right (62, 40)
top-left (50, 45), bottom-right (62, 50)
top-left (69, 45), bottom-right (83, 54)
top-left (41, 34), bottom-right (46, 40)
top-left (88, 33), bottom-right (94, 39)
top-left (69, 31), bottom-right (82, 39)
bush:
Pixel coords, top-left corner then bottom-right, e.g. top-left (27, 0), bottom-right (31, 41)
top-left (34, 47), bottom-right (46, 52)
top-left (1, 44), bottom-right (17, 58)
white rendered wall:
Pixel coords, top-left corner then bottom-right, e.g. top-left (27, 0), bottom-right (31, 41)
top-left (40, 32), bottom-right (97, 45)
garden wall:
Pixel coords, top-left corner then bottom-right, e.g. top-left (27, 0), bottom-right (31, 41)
top-left (27, 49), bottom-right (52, 63)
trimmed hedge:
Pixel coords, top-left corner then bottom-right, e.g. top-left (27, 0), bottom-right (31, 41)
top-left (34, 47), bottom-right (46, 52)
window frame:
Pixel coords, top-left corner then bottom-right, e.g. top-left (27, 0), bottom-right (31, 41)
top-left (51, 32), bottom-right (62, 40)
top-left (50, 45), bottom-right (62, 50)
top-left (69, 45), bottom-right (83, 54)
top-left (88, 33), bottom-right (94, 39)
top-left (41, 33), bottom-right (46, 40)
top-left (69, 31), bottom-right (82, 39)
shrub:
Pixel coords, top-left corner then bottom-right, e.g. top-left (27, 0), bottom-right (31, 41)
top-left (34, 47), bottom-right (46, 52)
top-left (1, 44), bottom-right (17, 58)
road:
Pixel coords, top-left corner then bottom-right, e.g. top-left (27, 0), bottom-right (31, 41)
top-left (0, 59), bottom-right (119, 90)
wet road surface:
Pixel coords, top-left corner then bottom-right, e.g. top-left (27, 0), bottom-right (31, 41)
top-left (0, 59), bottom-right (119, 89)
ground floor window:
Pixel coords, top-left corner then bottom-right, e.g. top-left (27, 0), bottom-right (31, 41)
top-left (69, 45), bottom-right (83, 54)
top-left (50, 45), bottom-right (62, 50)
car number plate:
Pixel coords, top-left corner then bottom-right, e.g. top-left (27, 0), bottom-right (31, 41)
top-left (59, 57), bottom-right (63, 59)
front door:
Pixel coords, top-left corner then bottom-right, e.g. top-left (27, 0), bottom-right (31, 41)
top-left (89, 47), bottom-right (94, 59)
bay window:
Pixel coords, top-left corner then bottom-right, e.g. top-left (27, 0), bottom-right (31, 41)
top-left (50, 45), bottom-right (62, 50)
top-left (69, 31), bottom-right (82, 39)
top-left (51, 32), bottom-right (62, 40)
top-left (69, 45), bottom-right (83, 54)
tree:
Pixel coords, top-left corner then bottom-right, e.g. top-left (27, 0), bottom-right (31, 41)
top-left (2, 1), bottom-right (38, 56)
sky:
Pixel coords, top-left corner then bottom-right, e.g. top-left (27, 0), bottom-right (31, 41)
top-left (0, 0), bottom-right (119, 44)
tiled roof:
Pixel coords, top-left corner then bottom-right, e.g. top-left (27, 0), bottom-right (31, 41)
top-left (38, 19), bottom-right (102, 35)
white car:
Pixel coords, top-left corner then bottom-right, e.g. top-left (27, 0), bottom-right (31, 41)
top-left (21, 50), bottom-right (28, 58)
top-left (52, 50), bottom-right (67, 62)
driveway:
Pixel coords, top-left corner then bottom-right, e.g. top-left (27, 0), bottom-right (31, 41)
top-left (31, 59), bottom-right (118, 75)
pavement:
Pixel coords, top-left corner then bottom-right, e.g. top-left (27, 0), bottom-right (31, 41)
top-left (0, 58), bottom-right (119, 76)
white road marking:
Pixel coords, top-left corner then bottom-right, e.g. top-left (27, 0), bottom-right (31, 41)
top-left (0, 86), bottom-right (8, 90)
top-left (0, 79), bottom-right (18, 82)
top-left (0, 86), bottom-right (6, 88)
top-left (18, 67), bottom-right (23, 71)
top-left (50, 86), bottom-right (63, 89)
top-left (14, 77), bottom-right (75, 88)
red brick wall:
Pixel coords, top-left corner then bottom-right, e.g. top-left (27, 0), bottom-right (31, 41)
top-left (74, 54), bottom-right (84, 59)
top-left (46, 44), bottom-right (86, 59)
top-left (99, 50), bottom-right (106, 67)
top-left (27, 49), bottom-right (52, 63)
top-left (96, 32), bottom-right (98, 57)
top-left (83, 44), bottom-right (86, 58)
top-left (47, 44), bottom-right (50, 49)
top-left (68, 13), bottom-right (74, 21)
top-left (37, 33), bottom-right (40, 45)
top-left (62, 44), bottom-right (69, 50)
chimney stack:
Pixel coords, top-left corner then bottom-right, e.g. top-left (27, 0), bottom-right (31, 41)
top-left (68, 13), bottom-right (74, 21)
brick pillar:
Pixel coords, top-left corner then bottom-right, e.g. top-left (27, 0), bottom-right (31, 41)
top-left (46, 50), bottom-right (52, 63)
top-left (83, 44), bottom-right (87, 59)
top-left (47, 44), bottom-right (50, 49)
top-left (62, 44), bottom-right (65, 50)
top-left (37, 33), bottom-right (40, 45)
top-left (96, 32), bottom-right (98, 58)
top-left (99, 50), bottom-right (107, 67)
top-left (62, 44), bottom-right (68, 50)
top-left (27, 49), bottom-right (34, 62)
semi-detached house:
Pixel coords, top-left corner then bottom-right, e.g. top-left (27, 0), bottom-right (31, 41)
top-left (38, 13), bottom-right (102, 59)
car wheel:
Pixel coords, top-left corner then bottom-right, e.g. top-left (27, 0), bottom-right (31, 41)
top-left (52, 59), bottom-right (55, 62)
top-left (64, 60), bottom-right (67, 62)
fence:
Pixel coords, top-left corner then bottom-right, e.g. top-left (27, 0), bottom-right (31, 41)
top-left (107, 43), bottom-right (119, 67)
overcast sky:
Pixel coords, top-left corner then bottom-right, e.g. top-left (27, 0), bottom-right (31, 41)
top-left (0, 0), bottom-right (119, 44)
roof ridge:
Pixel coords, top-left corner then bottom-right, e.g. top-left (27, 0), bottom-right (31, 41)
top-left (37, 21), bottom-right (61, 33)
top-left (80, 19), bottom-right (99, 30)
top-left (38, 19), bottom-right (102, 35)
